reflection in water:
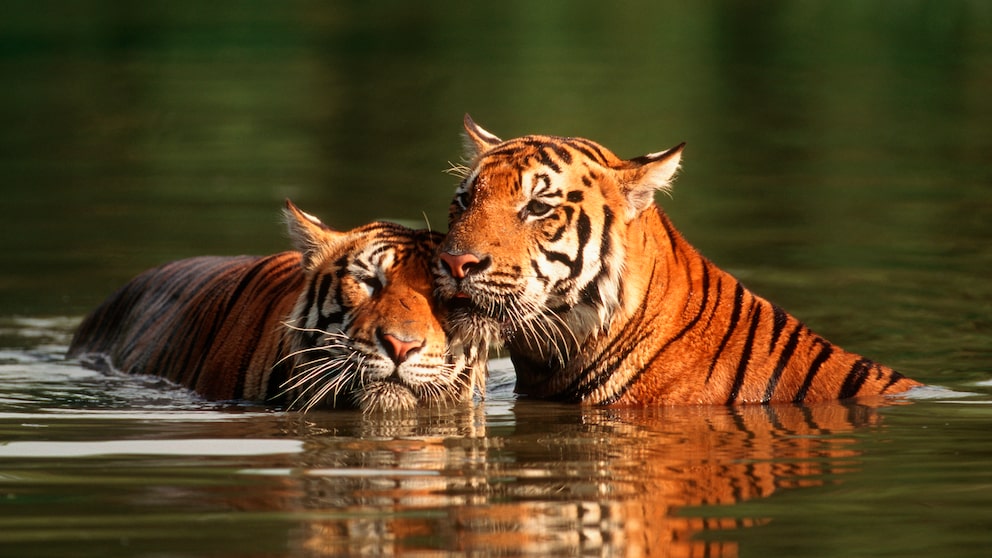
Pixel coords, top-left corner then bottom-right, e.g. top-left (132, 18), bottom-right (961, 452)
top-left (242, 400), bottom-right (892, 557)
top-left (0, 2), bottom-right (989, 556)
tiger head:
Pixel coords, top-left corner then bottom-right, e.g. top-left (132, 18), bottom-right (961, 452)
top-left (435, 116), bottom-right (683, 362)
top-left (283, 201), bottom-right (485, 412)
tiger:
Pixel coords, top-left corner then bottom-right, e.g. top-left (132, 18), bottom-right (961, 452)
top-left (68, 200), bottom-right (486, 412)
top-left (434, 115), bottom-right (922, 405)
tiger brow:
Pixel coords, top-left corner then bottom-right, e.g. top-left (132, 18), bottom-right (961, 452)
top-left (530, 173), bottom-right (557, 196)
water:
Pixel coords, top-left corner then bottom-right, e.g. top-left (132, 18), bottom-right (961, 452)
top-left (2, 2), bottom-right (992, 556)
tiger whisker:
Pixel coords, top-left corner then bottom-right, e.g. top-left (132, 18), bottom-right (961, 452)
top-left (281, 366), bottom-right (331, 396)
top-left (444, 161), bottom-right (471, 179)
top-left (303, 368), bottom-right (353, 412)
top-left (274, 346), bottom-right (327, 369)
top-left (280, 357), bottom-right (333, 388)
top-left (280, 321), bottom-right (350, 339)
top-left (293, 362), bottom-right (353, 411)
top-left (280, 352), bottom-right (358, 409)
top-left (502, 295), bottom-right (574, 368)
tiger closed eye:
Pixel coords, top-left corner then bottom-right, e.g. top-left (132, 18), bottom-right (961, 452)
top-left (360, 276), bottom-right (384, 296)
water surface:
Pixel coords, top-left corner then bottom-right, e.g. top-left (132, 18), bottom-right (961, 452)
top-left (2, 2), bottom-right (991, 557)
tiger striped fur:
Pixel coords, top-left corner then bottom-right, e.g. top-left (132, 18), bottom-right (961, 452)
top-left (435, 116), bottom-right (921, 405)
top-left (69, 200), bottom-right (485, 412)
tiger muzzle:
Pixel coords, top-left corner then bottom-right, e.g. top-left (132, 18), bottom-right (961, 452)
top-left (439, 251), bottom-right (491, 280)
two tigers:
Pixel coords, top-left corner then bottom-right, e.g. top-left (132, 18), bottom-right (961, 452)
top-left (69, 117), bottom-right (921, 411)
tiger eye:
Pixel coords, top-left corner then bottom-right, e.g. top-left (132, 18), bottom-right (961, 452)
top-left (525, 200), bottom-right (553, 218)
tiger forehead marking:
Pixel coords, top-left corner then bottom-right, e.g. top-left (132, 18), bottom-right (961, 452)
top-left (452, 137), bottom-right (623, 214)
top-left (436, 115), bottom-right (920, 406)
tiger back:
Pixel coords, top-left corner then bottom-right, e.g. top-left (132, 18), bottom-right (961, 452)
top-left (69, 200), bottom-right (485, 412)
top-left (435, 116), bottom-right (921, 405)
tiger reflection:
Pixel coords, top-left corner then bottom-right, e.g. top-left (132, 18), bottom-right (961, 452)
top-left (271, 397), bottom-right (896, 557)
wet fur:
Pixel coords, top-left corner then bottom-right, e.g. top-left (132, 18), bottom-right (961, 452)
top-left (69, 201), bottom-right (485, 412)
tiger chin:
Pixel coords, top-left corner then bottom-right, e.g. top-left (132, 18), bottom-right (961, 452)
top-left (68, 200), bottom-right (486, 413)
top-left (435, 115), bottom-right (922, 406)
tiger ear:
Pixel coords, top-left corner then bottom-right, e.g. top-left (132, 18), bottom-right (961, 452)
top-left (462, 114), bottom-right (502, 161)
top-left (284, 199), bottom-right (345, 270)
top-left (621, 143), bottom-right (685, 217)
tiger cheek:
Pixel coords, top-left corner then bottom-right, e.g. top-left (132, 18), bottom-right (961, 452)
top-left (537, 213), bottom-right (563, 241)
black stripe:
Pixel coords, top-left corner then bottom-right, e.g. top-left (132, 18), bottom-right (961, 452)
top-left (595, 260), bottom-right (706, 405)
top-left (315, 306), bottom-right (345, 335)
top-left (705, 282), bottom-right (746, 382)
top-left (578, 280), bottom-right (601, 307)
top-left (762, 323), bottom-right (803, 403)
top-left (315, 274), bottom-right (334, 313)
top-left (231, 257), bottom-right (301, 398)
top-left (598, 258), bottom-right (710, 404)
top-left (574, 207), bottom-right (616, 308)
top-left (568, 138), bottom-right (611, 166)
top-left (535, 147), bottom-right (563, 173)
top-left (303, 274), bottom-right (320, 316)
top-left (178, 267), bottom-right (248, 389)
top-left (793, 342), bottom-right (833, 403)
top-left (223, 256), bottom-right (274, 313)
top-left (546, 223), bottom-right (567, 243)
top-left (879, 369), bottom-right (907, 393)
top-left (726, 304), bottom-right (762, 404)
top-left (334, 256), bottom-right (349, 277)
top-left (365, 242), bottom-right (392, 260)
top-left (600, 206), bottom-right (614, 259)
top-left (538, 245), bottom-right (579, 275)
top-left (532, 173), bottom-right (552, 195)
top-left (768, 305), bottom-right (789, 354)
top-left (125, 258), bottom-right (236, 357)
top-left (838, 358), bottom-right (871, 399)
top-left (572, 211), bottom-right (591, 278)
top-left (539, 207), bottom-right (589, 280)
top-left (762, 405), bottom-right (789, 433)
top-left (568, 262), bottom-right (662, 402)
top-left (530, 259), bottom-right (548, 281)
top-left (478, 145), bottom-right (521, 161)
top-left (659, 214), bottom-right (683, 265)
top-left (701, 274), bottom-right (723, 331)
top-left (655, 263), bottom-right (710, 349)
top-left (548, 142), bottom-right (573, 164)
top-left (569, 307), bottom-right (650, 403)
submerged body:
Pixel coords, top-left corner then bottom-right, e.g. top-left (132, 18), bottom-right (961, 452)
top-left (70, 201), bottom-right (485, 412)
top-left (70, 254), bottom-right (302, 402)
top-left (435, 116), bottom-right (921, 405)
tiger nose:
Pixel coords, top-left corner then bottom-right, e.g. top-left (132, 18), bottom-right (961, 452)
top-left (439, 251), bottom-right (489, 279)
top-left (378, 330), bottom-right (424, 364)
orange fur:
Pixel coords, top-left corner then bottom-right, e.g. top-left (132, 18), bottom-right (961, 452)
top-left (69, 200), bottom-right (485, 412)
top-left (435, 116), bottom-right (921, 405)
top-left (270, 400), bottom-right (894, 556)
